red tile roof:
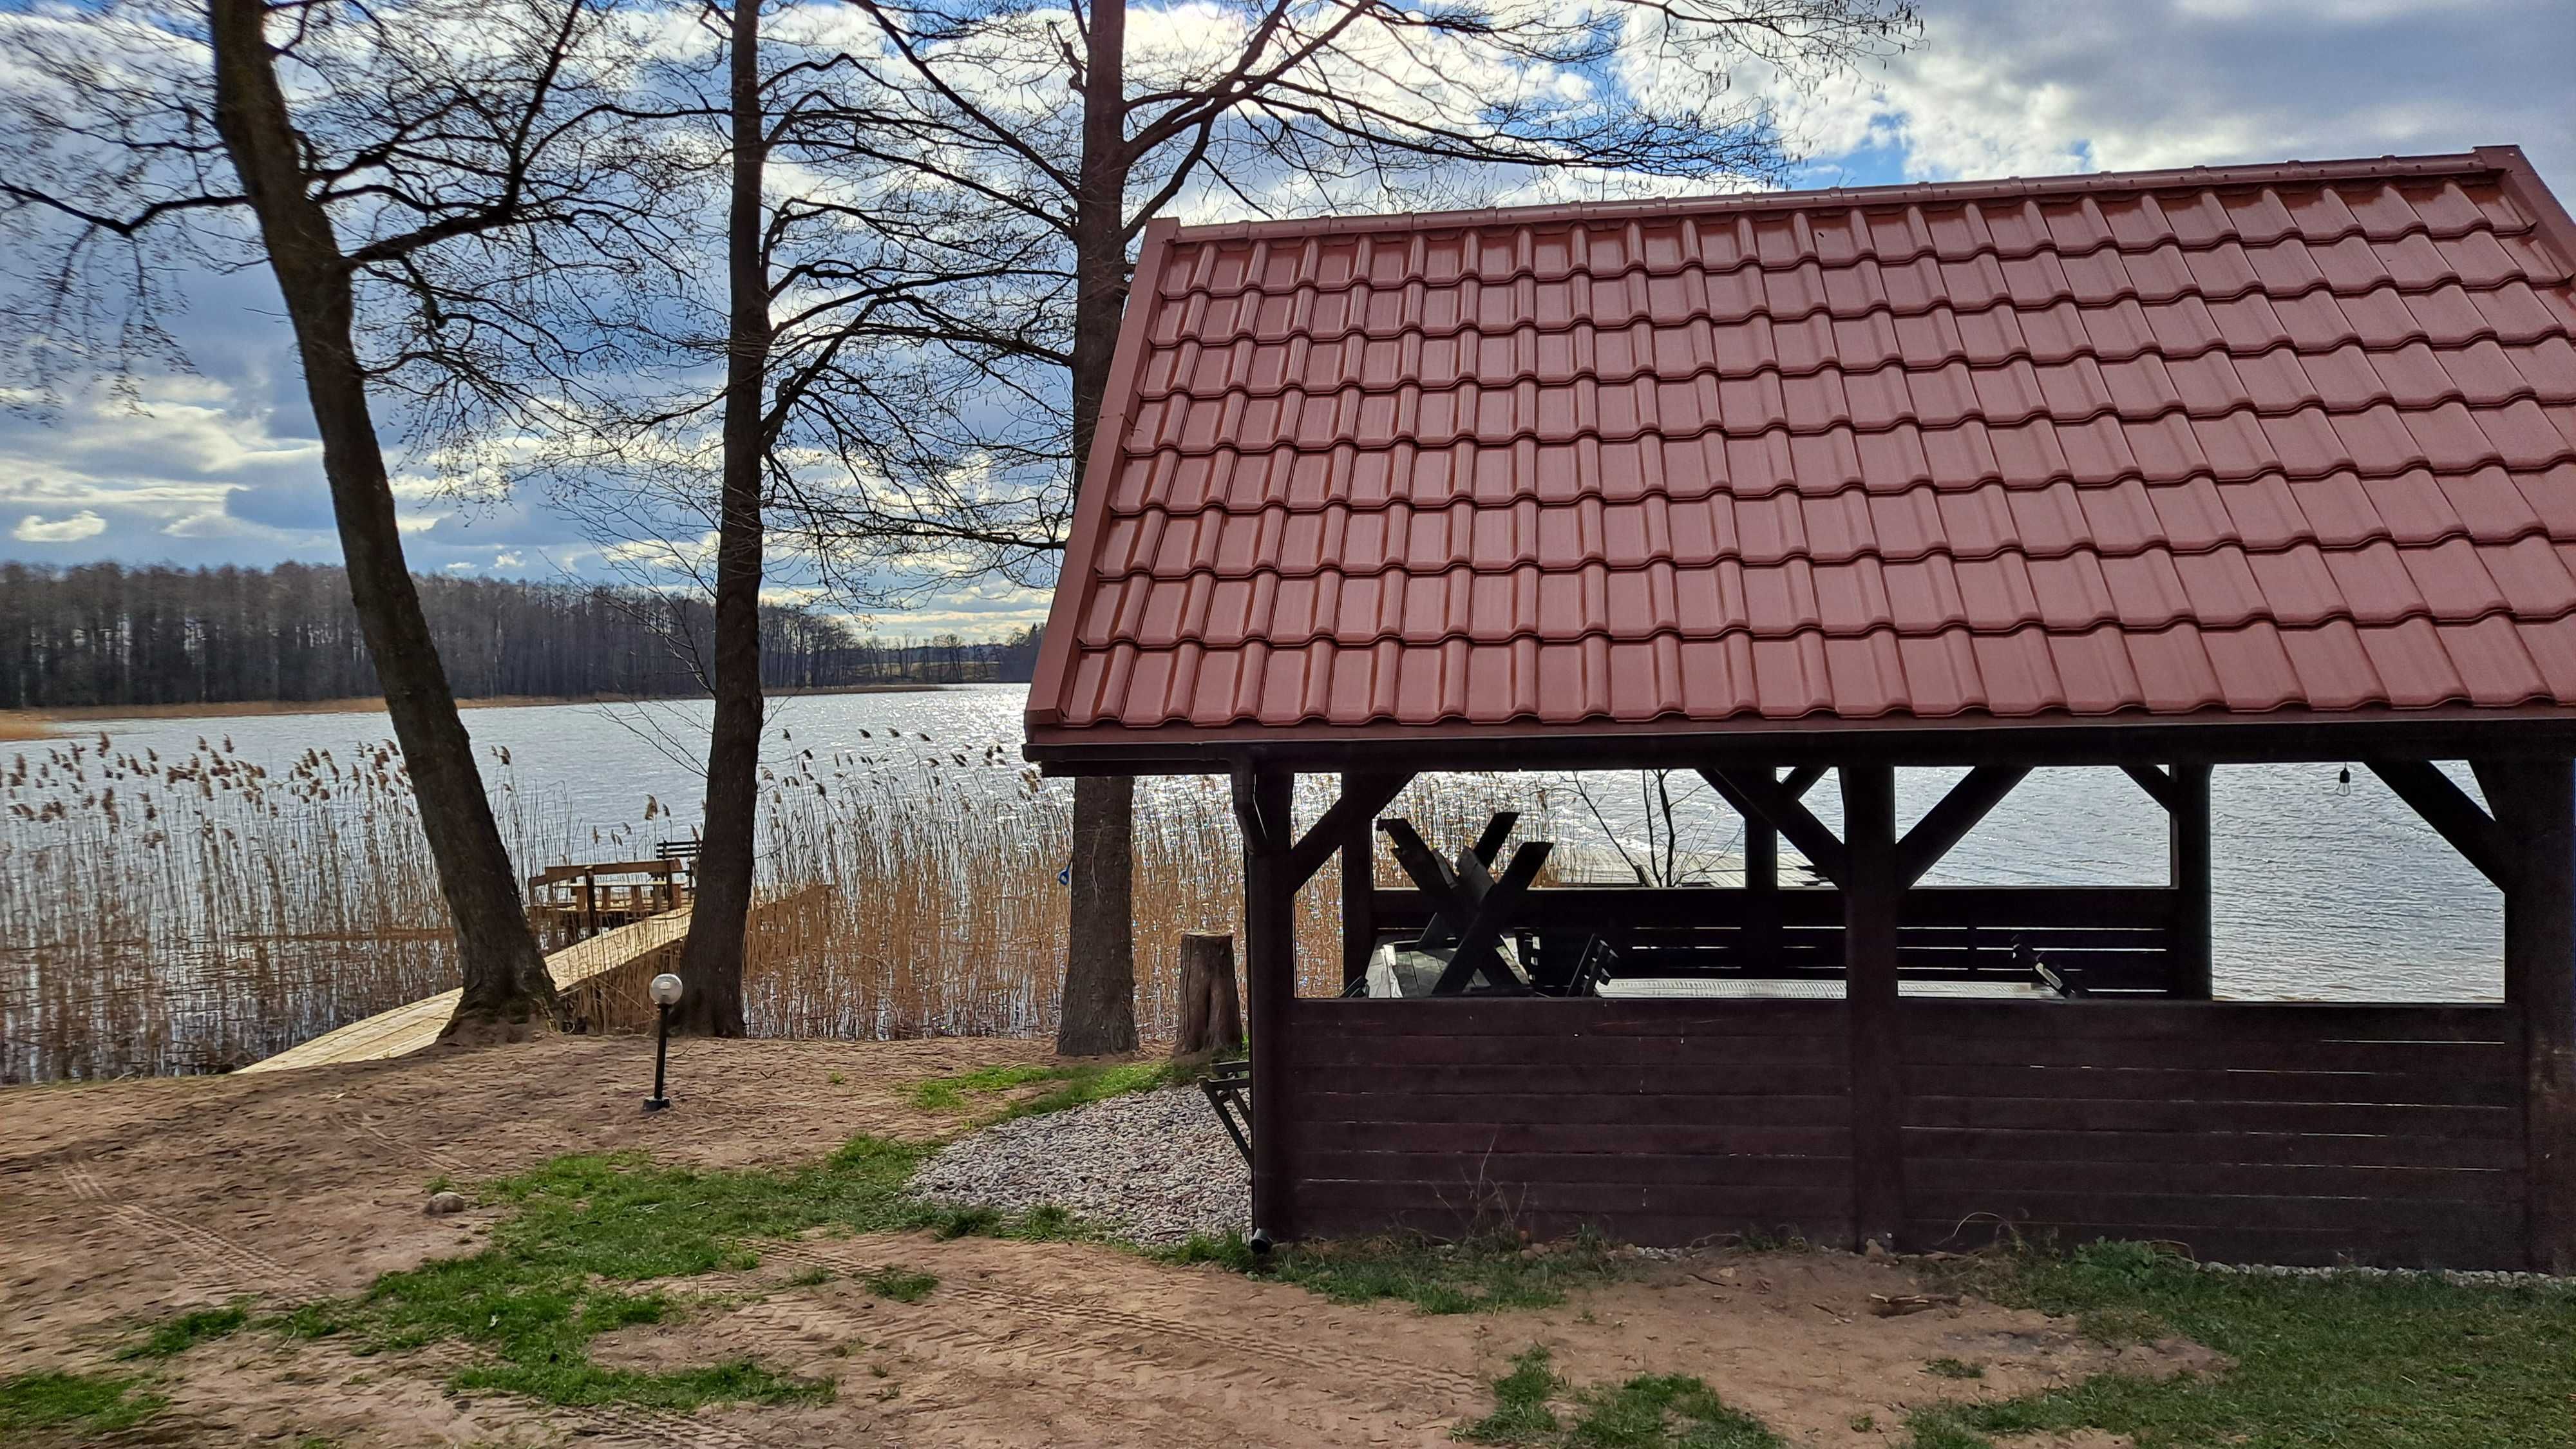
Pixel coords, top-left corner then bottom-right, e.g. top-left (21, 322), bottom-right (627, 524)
top-left (1029, 149), bottom-right (2576, 755)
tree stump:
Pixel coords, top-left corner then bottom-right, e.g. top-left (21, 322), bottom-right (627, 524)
top-left (1173, 932), bottom-right (1243, 1060)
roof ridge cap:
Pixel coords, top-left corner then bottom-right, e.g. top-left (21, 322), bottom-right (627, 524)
top-left (1161, 151), bottom-right (2509, 242)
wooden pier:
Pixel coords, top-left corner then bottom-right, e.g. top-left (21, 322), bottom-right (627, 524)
top-left (239, 884), bottom-right (826, 1074)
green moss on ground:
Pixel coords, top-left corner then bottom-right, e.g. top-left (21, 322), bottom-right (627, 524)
top-left (906, 1059), bottom-right (1177, 1121)
top-left (1455, 1347), bottom-right (1781, 1448)
top-left (119, 1301), bottom-right (251, 1360)
top-left (0, 1369), bottom-right (167, 1438)
top-left (1902, 1240), bottom-right (2576, 1449)
top-left (263, 1135), bottom-right (976, 1411)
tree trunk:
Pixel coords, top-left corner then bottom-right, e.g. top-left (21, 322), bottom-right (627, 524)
top-left (1172, 931), bottom-right (1241, 1059)
top-left (1057, 0), bottom-right (1139, 1056)
top-left (1059, 771), bottom-right (1138, 1054)
top-left (206, 0), bottom-right (558, 1041)
top-left (674, 0), bottom-right (769, 1037)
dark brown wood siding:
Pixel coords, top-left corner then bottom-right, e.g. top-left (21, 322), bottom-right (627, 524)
top-left (1282, 998), bottom-right (1853, 1246)
top-left (1372, 886), bottom-right (2182, 992)
top-left (1279, 998), bottom-right (2529, 1268)
top-left (1897, 1001), bottom-right (2524, 1267)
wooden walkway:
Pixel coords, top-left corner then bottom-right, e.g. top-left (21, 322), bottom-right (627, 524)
top-left (240, 907), bottom-right (697, 1074)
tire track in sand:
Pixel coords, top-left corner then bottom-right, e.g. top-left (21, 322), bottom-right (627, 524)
top-left (58, 1161), bottom-right (327, 1298)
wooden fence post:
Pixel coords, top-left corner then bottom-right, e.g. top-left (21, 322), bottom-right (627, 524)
top-left (1173, 931), bottom-right (1242, 1059)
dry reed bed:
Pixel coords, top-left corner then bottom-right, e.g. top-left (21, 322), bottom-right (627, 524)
top-left (3, 728), bottom-right (1551, 1081)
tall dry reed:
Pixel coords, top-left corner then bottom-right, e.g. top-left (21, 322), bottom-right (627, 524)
top-left (742, 753), bottom-right (1553, 1041)
top-left (3, 724), bottom-right (1553, 1079)
top-left (0, 733), bottom-right (580, 1079)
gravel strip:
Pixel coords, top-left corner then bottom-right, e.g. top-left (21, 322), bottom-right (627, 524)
top-left (911, 1086), bottom-right (1248, 1246)
top-left (2195, 1260), bottom-right (2575, 1289)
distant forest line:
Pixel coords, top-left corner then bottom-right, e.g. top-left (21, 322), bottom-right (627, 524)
top-left (0, 562), bottom-right (1041, 710)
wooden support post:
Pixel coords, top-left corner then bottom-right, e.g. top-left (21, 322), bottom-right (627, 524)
top-left (2170, 762), bottom-right (2214, 1000)
top-left (1341, 771), bottom-right (1383, 987)
top-left (1742, 769), bottom-right (1781, 964)
top-left (1242, 766), bottom-right (1298, 1241)
top-left (1840, 762), bottom-right (1904, 1252)
top-left (2472, 758), bottom-right (2576, 1274)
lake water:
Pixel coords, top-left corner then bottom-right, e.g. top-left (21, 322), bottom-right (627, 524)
top-left (14, 683), bottom-right (2505, 1002)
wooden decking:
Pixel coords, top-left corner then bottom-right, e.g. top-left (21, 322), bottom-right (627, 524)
top-left (240, 907), bottom-right (697, 1074)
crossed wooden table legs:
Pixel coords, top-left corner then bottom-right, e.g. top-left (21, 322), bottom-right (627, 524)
top-left (1376, 813), bottom-right (1552, 994)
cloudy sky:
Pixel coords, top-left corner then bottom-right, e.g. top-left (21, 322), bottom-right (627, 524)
top-left (3, 0), bottom-right (2568, 638)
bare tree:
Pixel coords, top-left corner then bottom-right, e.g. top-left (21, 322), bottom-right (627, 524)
top-left (0, 0), bottom-right (679, 1037)
top-left (761, 0), bottom-right (1921, 1052)
top-left (536, 3), bottom-right (1071, 1031)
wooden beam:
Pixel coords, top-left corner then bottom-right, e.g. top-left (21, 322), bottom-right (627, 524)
top-left (1243, 766), bottom-right (1298, 1241)
top-left (1469, 811), bottom-right (1520, 868)
top-left (1897, 766), bottom-right (2029, 889)
top-left (2368, 761), bottom-right (2512, 891)
top-left (1783, 763), bottom-right (1827, 799)
top-left (2170, 762), bottom-right (2213, 1000)
top-left (1841, 763), bottom-right (1904, 1251)
top-left (2121, 764), bottom-right (2175, 810)
top-left (1701, 767), bottom-right (1848, 886)
top-left (1338, 772), bottom-right (1394, 987)
top-left (2471, 758), bottom-right (2576, 1274)
top-left (1285, 770), bottom-right (1412, 892)
top-left (1744, 793), bottom-right (1779, 891)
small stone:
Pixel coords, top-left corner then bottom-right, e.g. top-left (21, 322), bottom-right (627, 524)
top-left (424, 1191), bottom-right (469, 1217)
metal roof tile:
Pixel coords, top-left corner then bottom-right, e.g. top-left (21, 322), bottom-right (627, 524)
top-left (1037, 153), bottom-right (2576, 741)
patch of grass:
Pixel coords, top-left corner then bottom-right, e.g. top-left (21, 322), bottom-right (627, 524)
top-left (1920, 1358), bottom-right (1982, 1380)
top-left (785, 1266), bottom-right (833, 1288)
top-left (1455, 1347), bottom-right (1783, 1448)
top-left (907, 1059), bottom-right (1174, 1122)
top-left (1166, 1227), bottom-right (1626, 1316)
top-left (861, 1267), bottom-right (938, 1303)
top-left (278, 1135), bottom-right (944, 1411)
top-left (119, 1300), bottom-right (251, 1359)
top-left (0, 1369), bottom-right (167, 1437)
top-left (1902, 1239), bottom-right (2576, 1448)
top-left (1455, 1347), bottom-right (1562, 1443)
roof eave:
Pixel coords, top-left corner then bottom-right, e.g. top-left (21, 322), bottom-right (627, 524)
top-left (1025, 703), bottom-right (2576, 775)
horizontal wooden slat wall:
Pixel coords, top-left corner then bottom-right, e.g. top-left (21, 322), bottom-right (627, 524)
top-left (1897, 1001), bottom-right (2526, 1268)
top-left (1282, 998), bottom-right (1853, 1246)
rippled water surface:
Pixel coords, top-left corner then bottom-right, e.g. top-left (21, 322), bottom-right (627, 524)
top-left (31, 683), bottom-right (2503, 1002)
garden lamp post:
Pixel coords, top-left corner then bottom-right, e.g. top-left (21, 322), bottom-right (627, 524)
top-left (645, 972), bottom-right (682, 1112)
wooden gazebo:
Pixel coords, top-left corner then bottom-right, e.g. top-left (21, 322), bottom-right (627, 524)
top-left (1028, 148), bottom-right (2576, 1271)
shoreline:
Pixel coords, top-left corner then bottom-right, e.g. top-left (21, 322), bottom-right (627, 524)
top-left (3, 681), bottom-right (974, 732)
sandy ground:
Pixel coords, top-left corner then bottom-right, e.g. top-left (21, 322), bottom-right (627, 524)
top-left (0, 1037), bottom-right (2210, 1448)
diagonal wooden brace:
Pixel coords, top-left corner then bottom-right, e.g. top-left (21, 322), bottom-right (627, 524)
top-left (1701, 766), bottom-right (1850, 886)
top-left (1283, 771), bottom-right (1414, 891)
top-left (2371, 761), bottom-right (2512, 890)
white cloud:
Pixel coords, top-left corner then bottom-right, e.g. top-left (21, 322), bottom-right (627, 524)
top-left (11, 509), bottom-right (107, 543)
top-left (1760, 0), bottom-right (2574, 185)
